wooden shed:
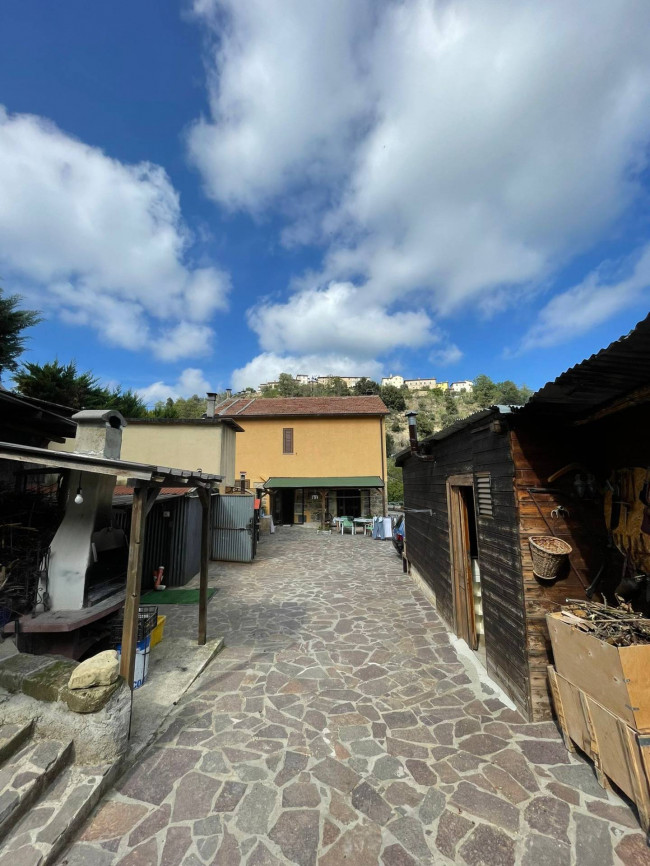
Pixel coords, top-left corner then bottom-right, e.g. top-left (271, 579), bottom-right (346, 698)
top-left (397, 314), bottom-right (650, 721)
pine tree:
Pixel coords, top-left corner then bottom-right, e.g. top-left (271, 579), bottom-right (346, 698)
top-left (0, 289), bottom-right (41, 377)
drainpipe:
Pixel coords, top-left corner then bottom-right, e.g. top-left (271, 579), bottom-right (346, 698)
top-left (406, 411), bottom-right (419, 454)
top-left (206, 392), bottom-right (217, 419)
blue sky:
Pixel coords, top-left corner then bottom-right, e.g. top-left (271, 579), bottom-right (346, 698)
top-left (1, 0), bottom-right (649, 406)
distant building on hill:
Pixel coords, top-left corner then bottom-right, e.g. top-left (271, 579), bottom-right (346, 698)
top-left (450, 380), bottom-right (474, 393)
top-left (404, 378), bottom-right (437, 391)
top-left (381, 375), bottom-right (405, 388)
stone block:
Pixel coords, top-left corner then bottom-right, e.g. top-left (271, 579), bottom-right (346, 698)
top-left (0, 653), bottom-right (55, 693)
top-left (68, 651), bottom-right (119, 690)
top-left (22, 660), bottom-right (77, 703)
top-left (65, 679), bottom-right (123, 714)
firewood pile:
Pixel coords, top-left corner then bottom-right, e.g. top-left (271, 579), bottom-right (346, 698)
top-left (559, 599), bottom-right (650, 646)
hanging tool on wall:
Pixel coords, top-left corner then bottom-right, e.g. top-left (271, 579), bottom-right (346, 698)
top-left (640, 467), bottom-right (650, 535)
top-left (527, 488), bottom-right (590, 592)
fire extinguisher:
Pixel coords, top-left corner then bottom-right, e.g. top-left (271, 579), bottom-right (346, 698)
top-left (153, 566), bottom-right (165, 590)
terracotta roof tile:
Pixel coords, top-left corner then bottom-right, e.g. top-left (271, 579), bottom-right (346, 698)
top-left (216, 396), bottom-right (389, 417)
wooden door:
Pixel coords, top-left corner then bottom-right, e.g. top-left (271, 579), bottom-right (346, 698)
top-left (447, 476), bottom-right (478, 650)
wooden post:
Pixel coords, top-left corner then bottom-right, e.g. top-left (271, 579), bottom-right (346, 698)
top-left (320, 490), bottom-right (327, 531)
top-left (120, 483), bottom-right (148, 687)
top-left (197, 486), bottom-right (211, 646)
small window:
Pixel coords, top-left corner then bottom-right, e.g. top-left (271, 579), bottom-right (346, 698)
top-left (283, 427), bottom-right (294, 454)
top-left (475, 473), bottom-right (493, 518)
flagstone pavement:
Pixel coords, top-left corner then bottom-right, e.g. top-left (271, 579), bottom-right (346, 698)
top-left (59, 528), bottom-right (649, 866)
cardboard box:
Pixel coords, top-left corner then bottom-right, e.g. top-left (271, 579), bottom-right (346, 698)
top-left (547, 611), bottom-right (650, 732)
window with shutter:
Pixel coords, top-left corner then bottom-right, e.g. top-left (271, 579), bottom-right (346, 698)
top-left (475, 473), bottom-right (493, 518)
top-left (283, 427), bottom-right (294, 454)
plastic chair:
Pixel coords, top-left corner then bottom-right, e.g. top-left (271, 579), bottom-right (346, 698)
top-left (340, 517), bottom-right (355, 535)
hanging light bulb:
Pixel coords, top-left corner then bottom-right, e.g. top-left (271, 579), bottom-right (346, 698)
top-left (74, 485), bottom-right (84, 505)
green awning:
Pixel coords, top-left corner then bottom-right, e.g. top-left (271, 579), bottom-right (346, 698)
top-left (264, 476), bottom-right (384, 489)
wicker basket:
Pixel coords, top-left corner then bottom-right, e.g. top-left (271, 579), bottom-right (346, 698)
top-left (529, 536), bottom-right (572, 580)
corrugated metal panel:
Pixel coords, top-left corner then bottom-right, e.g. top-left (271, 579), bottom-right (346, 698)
top-left (112, 493), bottom-right (209, 589)
top-left (211, 495), bottom-right (255, 562)
top-left (521, 312), bottom-right (650, 420)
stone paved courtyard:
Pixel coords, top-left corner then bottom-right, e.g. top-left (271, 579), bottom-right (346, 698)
top-left (59, 529), bottom-right (649, 866)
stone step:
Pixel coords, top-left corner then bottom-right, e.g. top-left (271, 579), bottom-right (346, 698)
top-left (0, 762), bottom-right (117, 866)
top-left (0, 721), bottom-right (33, 766)
top-left (0, 738), bottom-right (73, 844)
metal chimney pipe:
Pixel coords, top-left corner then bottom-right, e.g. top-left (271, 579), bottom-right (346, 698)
top-left (206, 392), bottom-right (217, 418)
top-left (405, 410), bottom-right (419, 454)
top-left (226, 388), bottom-right (232, 398)
top-left (240, 471), bottom-right (247, 494)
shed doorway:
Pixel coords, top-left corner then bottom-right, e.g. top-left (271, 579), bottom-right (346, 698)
top-left (447, 475), bottom-right (484, 659)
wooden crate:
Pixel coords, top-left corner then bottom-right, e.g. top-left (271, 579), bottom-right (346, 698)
top-left (546, 611), bottom-right (650, 732)
top-left (548, 665), bottom-right (650, 842)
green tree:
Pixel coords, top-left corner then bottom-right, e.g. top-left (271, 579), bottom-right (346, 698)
top-left (151, 397), bottom-right (180, 418)
top-left (327, 377), bottom-right (350, 396)
top-left (495, 380), bottom-right (522, 405)
top-left (379, 384), bottom-right (406, 411)
top-left (14, 360), bottom-right (147, 416)
top-left (0, 289), bottom-right (41, 377)
top-left (416, 413), bottom-right (434, 438)
top-left (353, 377), bottom-right (380, 395)
top-left (385, 431), bottom-right (395, 456)
top-left (441, 391), bottom-right (459, 427)
top-left (106, 388), bottom-right (148, 418)
top-left (174, 394), bottom-right (208, 418)
top-left (386, 458), bottom-right (403, 503)
top-left (473, 374), bottom-right (498, 409)
top-left (276, 373), bottom-right (302, 397)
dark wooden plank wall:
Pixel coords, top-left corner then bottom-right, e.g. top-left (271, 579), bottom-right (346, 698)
top-left (512, 403), bottom-right (650, 720)
top-left (402, 420), bottom-right (529, 716)
top-left (512, 419), bottom-right (613, 721)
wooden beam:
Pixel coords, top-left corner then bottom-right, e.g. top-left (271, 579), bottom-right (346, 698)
top-left (0, 448), bottom-right (153, 480)
top-left (197, 487), bottom-right (212, 646)
top-left (120, 483), bottom-right (149, 687)
top-left (144, 484), bottom-right (162, 516)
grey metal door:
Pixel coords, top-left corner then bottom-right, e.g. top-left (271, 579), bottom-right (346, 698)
top-left (211, 495), bottom-right (255, 562)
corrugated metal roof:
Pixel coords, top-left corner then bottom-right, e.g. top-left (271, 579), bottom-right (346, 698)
top-left (264, 476), bottom-right (385, 489)
top-left (520, 312), bottom-right (650, 420)
top-left (216, 396), bottom-right (389, 417)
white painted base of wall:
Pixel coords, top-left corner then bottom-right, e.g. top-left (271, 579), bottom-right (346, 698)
top-left (406, 561), bottom-right (517, 713)
top-left (450, 635), bottom-right (517, 712)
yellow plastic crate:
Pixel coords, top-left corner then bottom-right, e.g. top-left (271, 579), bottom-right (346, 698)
top-left (150, 614), bottom-right (166, 648)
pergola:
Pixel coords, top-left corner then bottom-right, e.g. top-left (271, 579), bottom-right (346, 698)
top-left (0, 440), bottom-right (221, 688)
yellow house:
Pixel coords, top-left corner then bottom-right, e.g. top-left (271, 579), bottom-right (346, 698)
top-left (215, 395), bottom-right (389, 524)
top-left (118, 417), bottom-right (242, 491)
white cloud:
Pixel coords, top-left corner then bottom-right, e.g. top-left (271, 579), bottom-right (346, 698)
top-left (187, 0), bottom-right (373, 213)
top-left (248, 281), bottom-right (433, 358)
top-left (0, 107), bottom-right (229, 359)
top-left (191, 0), bottom-right (650, 353)
top-left (138, 368), bottom-right (213, 405)
top-left (518, 244), bottom-right (650, 352)
top-left (429, 344), bottom-right (463, 366)
top-left (231, 352), bottom-right (382, 391)
top-left (155, 322), bottom-right (215, 361)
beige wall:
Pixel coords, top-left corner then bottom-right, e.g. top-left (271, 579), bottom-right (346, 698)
top-left (119, 423), bottom-right (236, 488)
top-left (235, 415), bottom-right (387, 493)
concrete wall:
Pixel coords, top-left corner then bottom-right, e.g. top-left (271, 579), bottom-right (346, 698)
top-left (119, 423), bottom-right (236, 489)
top-left (234, 416), bottom-right (386, 489)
